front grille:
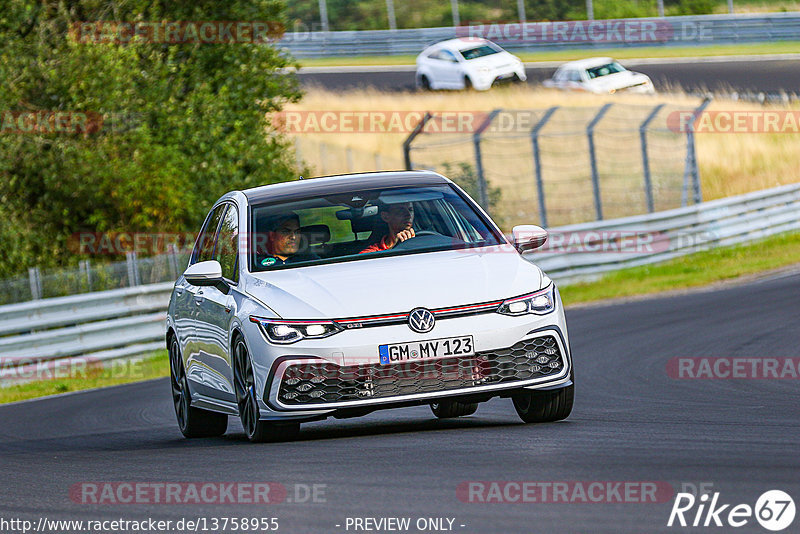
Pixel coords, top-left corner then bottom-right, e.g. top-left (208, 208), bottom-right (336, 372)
top-left (276, 335), bottom-right (564, 406)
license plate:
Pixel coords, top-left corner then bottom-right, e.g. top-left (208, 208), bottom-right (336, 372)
top-left (379, 336), bottom-right (474, 365)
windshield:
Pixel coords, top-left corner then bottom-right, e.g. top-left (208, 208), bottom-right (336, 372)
top-left (459, 44), bottom-right (501, 60)
top-left (586, 62), bottom-right (626, 79)
top-left (249, 184), bottom-right (504, 271)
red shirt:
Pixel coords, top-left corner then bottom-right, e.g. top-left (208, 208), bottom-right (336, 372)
top-left (359, 236), bottom-right (393, 254)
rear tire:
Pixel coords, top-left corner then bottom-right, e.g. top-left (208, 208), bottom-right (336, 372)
top-left (463, 76), bottom-right (473, 90)
top-left (512, 383), bottom-right (574, 423)
top-left (233, 338), bottom-right (301, 443)
top-left (169, 337), bottom-right (228, 438)
top-left (431, 400), bottom-right (479, 419)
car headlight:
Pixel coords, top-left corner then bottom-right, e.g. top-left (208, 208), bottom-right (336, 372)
top-left (497, 284), bottom-right (555, 316)
top-left (249, 317), bottom-right (342, 344)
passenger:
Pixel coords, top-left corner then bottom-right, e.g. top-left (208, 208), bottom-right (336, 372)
top-left (259, 212), bottom-right (317, 267)
top-left (360, 202), bottom-right (416, 254)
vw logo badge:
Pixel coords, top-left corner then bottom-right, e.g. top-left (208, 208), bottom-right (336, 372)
top-left (408, 308), bottom-right (435, 333)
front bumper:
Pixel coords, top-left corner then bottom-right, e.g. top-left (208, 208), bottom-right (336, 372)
top-left (246, 297), bottom-right (571, 418)
top-left (269, 329), bottom-right (569, 410)
top-left (474, 66), bottom-right (527, 90)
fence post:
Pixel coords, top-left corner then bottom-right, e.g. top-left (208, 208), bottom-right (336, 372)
top-left (530, 106), bottom-right (559, 228)
top-left (587, 103), bottom-right (612, 221)
top-left (79, 259), bottom-right (93, 292)
top-left (318, 0), bottom-right (329, 32)
top-left (451, 0), bottom-right (460, 26)
top-left (126, 251), bottom-right (141, 287)
top-left (473, 109), bottom-right (503, 211)
top-left (403, 112), bottom-right (433, 170)
top-left (692, 99), bottom-right (711, 204)
top-left (28, 267), bottom-right (42, 300)
top-left (640, 103), bottom-right (665, 213)
top-left (386, 0), bottom-right (397, 31)
top-left (168, 245), bottom-right (179, 280)
top-left (682, 97), bottom-right (712, 206)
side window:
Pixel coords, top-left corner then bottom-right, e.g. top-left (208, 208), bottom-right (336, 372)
top-left (214, 204), bottom-right (239, 283)
top-left (571, 70), bottom-right (585, 82)
top-left (192, 204), bottom-right (226, 265)
top-left (441, 50), bottom-right (459, 63)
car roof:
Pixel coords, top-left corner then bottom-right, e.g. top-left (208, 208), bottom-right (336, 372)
top-left (427, 37), bottom-right (496, 52)
top-left (243, 170), bottom-right (451, 205)
top-left (559, 57), bottom-right (617, 70)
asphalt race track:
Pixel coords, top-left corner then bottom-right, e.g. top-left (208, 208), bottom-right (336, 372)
top-left (299, 57), bottom-right (800, 95)
top-left (1, 271), bottom-right (798, 533)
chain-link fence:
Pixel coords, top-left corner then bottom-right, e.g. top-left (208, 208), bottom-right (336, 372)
top-left (404, 101), bottom-right (709, 230)
top-left (0, 250), bottom-right (190, 306)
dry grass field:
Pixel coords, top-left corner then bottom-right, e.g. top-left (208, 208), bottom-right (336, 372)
top-left (279, 86), bottom-right (800, 227)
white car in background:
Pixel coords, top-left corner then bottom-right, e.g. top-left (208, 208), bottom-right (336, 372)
top-left (544, 57), bottom-right (655, 94)
top-left (416, 38), bottom-right (527, 91)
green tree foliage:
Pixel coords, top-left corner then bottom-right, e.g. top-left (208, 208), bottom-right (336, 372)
top-left (0, 0), bottom-right (302, 277)
top-left (441, 161), bottom-right (502, 212)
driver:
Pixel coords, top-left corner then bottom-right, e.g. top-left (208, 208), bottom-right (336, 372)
top-left (360, 202), bottom-right (415, 254)
top-left (259, 212), bottom-right (317, 267)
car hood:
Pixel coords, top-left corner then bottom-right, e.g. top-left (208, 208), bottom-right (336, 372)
top-left (587, 70), bottom-right (650, 92)
top-left (464, 52), bottom-right (519, 71)
top-left (245, 245), bottom-right (546, 319)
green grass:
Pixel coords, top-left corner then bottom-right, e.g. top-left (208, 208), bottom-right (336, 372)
top-left (299, 41), bottom-right (800, 67)
top-left (0, 351), bottom-right (169, 404)
top-left (3, 231), bottom-right (800, 404)
top-left (560, 231), bottom-right (800, 305)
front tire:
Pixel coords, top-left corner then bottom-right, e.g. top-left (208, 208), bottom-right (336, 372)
top-left (233, 338), bottom-right (300, 443)
top-left (463, 76), bottom-right (473, 90)
top-left (418, 74), bottom-right (431, 91)
top-left (512, 383), bottom-right (574, 423)
top-left (431, 400), bottom-right (478, 418)
top-left (169, 337), bottom-right (228, 438)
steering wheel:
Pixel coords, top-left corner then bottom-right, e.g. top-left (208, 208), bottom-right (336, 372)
top-left (392, 230), bottom-right (446, 251)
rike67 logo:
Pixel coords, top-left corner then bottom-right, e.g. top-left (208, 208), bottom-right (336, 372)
top-left (668, 490), bottom-right (795, 531)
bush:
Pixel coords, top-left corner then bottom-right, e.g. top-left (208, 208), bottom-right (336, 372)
top-left (0, 0), bottom-right (302, 277)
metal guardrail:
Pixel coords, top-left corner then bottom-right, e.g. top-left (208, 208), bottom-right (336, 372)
top-left (1, 182), bottom-right (798, 380)
top-left (279, 13), bottom-right (800, 58)
top-left (529, 182), bottom-right (800, 284)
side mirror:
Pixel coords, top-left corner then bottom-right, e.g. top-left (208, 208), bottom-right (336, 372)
top-left (512, 225), bottom-right (548, 253)
top-left (183, 260), bottom-right (228, 292)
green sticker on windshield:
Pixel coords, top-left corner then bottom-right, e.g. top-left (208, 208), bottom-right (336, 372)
top-left (261, 257), bottom-right (277, 267)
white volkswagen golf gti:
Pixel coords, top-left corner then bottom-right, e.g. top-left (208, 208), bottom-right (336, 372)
top-left (167, 171), bottom-right (573, 442)
top-left (416, 38), bottom-right (527, 91)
